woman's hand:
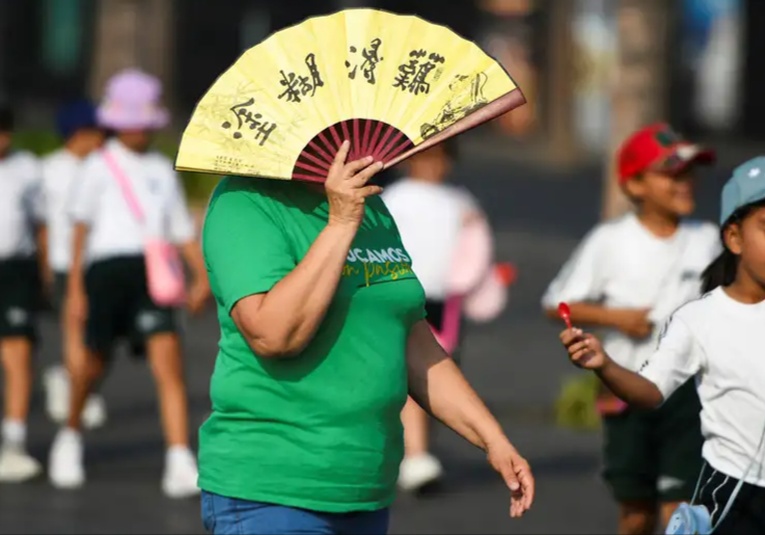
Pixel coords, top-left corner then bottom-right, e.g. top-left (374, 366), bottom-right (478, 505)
top-left (66, 285), bottom-right (88, 324)
top-left (486, 440), bottom-right (535, 518)
top-left (560, 328), bottom-right (609, 370)
top-left (326, 140), bottom-right (384, 228)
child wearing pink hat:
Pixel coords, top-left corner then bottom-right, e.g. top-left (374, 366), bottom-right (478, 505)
top-left (48, 69), bottom-right (211, 498)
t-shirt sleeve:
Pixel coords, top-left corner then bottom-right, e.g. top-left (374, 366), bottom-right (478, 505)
top-left (167, 171), bottom-right (196, 244)
top-left (69, 157), bottom-right (102, 225)
top-left (541, 225), bottom-right (609, 309)
top-left (638, 315), bottom-right (701, 401)
top-left (203, 185), bottom-right (296, 312)
top-left (23, 156), bottom-right (45, 223)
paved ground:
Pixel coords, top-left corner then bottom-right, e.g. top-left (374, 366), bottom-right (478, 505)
top-left (0, 150), bottom-right (734, 534)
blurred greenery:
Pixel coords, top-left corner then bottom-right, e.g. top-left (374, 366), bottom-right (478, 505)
top-left (555, 372), bottom-right (601, 431)
top-left (13, 130), bottom-right (220, 205)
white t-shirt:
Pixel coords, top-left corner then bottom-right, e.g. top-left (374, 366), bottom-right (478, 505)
top-left (69, 139), bottom-right (196, 263)
top-left (640, 288), bottom-right (765, 487)
top-left (542, 212), bottom-right (721, 371)
top-left (382, 178), bottom-right (479, 300)
top-left (0, 151), bottom-right (43, 260)
top-left (41, 148), bottom-right (86, 272)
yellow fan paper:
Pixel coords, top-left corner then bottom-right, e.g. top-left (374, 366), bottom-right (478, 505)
top-left (176, 8), bottom-right (525, 182)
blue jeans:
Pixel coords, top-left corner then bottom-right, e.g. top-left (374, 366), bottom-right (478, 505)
top-left (201, 491), bottom-right (390, 535)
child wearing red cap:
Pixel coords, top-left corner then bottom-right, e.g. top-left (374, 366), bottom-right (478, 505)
top-left (542, 124), bottom-right (720, 534)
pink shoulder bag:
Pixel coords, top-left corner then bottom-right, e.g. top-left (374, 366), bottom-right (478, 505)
top-left (103, 150), bottom-right (186, 307)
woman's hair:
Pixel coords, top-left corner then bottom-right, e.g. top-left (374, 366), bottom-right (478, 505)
top-left (701, 198), bottom-right (765, 293)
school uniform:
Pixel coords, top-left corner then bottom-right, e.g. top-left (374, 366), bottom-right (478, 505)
top-left (640, 288), bottom-right (765, 532)
top-left (69, 139), bottom-right (195, 357)
top-left (382, 177), bottom-right (479, 361)
top-left (0, 151), bottom-right (44, 340)
top-left (542, 212), bottom-right (720, 503)
top-left (41, 148), bottom-right (84, 311)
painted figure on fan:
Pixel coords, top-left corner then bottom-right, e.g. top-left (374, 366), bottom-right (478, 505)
top-left (383, 140), bottom-right (513, 492)
top-left (542, 123), bottom-right (719, 534)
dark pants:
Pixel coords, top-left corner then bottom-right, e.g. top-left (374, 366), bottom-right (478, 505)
top-left (201, 491), bottom-right (390, 535)
top-left (602, 380), bottom-right (703, 503)
top-left (698, 465), bottom-right (765, 534)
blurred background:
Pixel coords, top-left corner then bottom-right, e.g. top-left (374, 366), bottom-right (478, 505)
top-left (0, 0), bottom-right (761, 533)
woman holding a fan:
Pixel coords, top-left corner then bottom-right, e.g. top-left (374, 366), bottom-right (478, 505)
top-left (198, 140), bottom-right (534, 534)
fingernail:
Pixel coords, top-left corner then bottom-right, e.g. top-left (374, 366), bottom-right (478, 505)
top-left (510, 481), bottom-right (519, 490)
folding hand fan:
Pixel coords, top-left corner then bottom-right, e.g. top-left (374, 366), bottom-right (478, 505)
top-left (175, 8), bottom-right (526, 182)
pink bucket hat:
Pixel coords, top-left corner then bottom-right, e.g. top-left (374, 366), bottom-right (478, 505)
top-left (97, 68), bottom-right (169, 131)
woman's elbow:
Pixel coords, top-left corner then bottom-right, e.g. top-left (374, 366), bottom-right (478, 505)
top-left (240, 323), bottom-right (304, 359)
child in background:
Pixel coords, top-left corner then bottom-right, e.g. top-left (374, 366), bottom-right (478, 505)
top-left (383, 141), bottom-right (508, 492)
top-left (48, 69), bottom-right (210, 497)
top-left (560, 156), bottom-right (765, 534)
top-left (42, 99), bottom-right (108, 430)
top-left (0, 104), bottom-right (45, 482)
top-left (542, 124), bottom-right (720, 534)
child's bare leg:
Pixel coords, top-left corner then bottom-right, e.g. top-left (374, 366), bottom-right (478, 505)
top-left (146, 331), bottom-right (199, 499)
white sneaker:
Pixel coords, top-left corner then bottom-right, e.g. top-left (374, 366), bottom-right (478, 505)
top-left (82, 395), bottom-right (107, 430)
top-left (43, 366), bottom-right (70, 424)
top-left (49, 428), bottom-right (85, 489)
top-left (162, 447), bottom-right (201, 499)
top-left (43, 367), bottom-right (108, 430)
top-left (398, 453), bottom-right (444, 492)
top-left (0, 444), bottom-right (42, 482)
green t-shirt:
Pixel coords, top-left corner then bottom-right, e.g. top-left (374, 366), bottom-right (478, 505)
top-left (198, 176), bottom-right (426, 513)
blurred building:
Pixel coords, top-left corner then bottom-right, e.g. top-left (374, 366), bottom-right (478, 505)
top-left (1, 0), bottom-right (764, 157)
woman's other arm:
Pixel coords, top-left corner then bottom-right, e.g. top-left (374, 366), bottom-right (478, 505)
top-left (406, 320), bottom-right (534, 517)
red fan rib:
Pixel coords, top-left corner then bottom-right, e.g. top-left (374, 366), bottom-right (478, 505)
top-left (291, 119), bottom-right (415, 183)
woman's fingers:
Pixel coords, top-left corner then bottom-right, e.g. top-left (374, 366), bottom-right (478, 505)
top-left (343, 155), bottom-right (375, 176)
top-left (328, 140), bottom-right (351, 175)
top-left (350, 160), bottom-right (385, 185)
top-left (357, 185), bottom-right (384, 198)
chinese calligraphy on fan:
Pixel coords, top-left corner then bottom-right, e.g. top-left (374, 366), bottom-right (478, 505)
top-left (345, 38), bottom-right (384, 84)
top-left (393, 50), bottom-right (446, 95)
top-left (278, 53), bottom-right (325, 103)
top-left (221, 97), bottom-right (278, 146)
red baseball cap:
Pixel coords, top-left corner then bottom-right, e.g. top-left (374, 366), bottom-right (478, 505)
top-left (617, 123), bottom-right (716, 185)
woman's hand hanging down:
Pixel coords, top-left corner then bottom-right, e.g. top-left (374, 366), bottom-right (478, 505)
top-left (326, 140), bottom-right (384, 229)
top-left (232, 141), bottom-right (384, 358)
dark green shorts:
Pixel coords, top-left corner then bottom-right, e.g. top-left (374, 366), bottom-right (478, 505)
top-left (0, 257), bottom-right (41, 341)
top-left (602, 380), bottom-right (703, 503)
top-left (85, 256), bottom-right (178, 358)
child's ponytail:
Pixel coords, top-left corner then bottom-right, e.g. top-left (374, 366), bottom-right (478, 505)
top-left (701, 249), bottom-right (738, 294)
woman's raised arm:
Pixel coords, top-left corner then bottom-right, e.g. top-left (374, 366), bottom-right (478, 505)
top-left (231, 141), bottom-right (383, 358)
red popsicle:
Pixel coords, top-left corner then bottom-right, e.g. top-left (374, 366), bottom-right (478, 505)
top-left (557, 302), bottom-right (572, 329)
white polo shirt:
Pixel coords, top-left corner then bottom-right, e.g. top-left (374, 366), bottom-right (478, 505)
top-left (69, 139), bottom-right (196, 264)
top-left (640, 288), bottom-right (765, 487)
top-left (41, 148), bottom-right (86, 272)
top-left (382, 178), bottom-right (480, 300)
top-left (0, 151), bottom-right (43, 260)
top-left (542, 212), bottom-right (721, 371)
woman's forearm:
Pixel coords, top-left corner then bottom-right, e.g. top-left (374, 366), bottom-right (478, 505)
top-left (407, 320), bottom-right (508, 452)
top-left (236, 221), bottom-right (357, 357)
top-left (596, 357), bottom-right (664, 409)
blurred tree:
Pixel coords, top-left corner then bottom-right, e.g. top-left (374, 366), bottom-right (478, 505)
top-left (602, 0), bottom-right (670, 219)
top-left (89, 0), bottom-right (173, 108)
